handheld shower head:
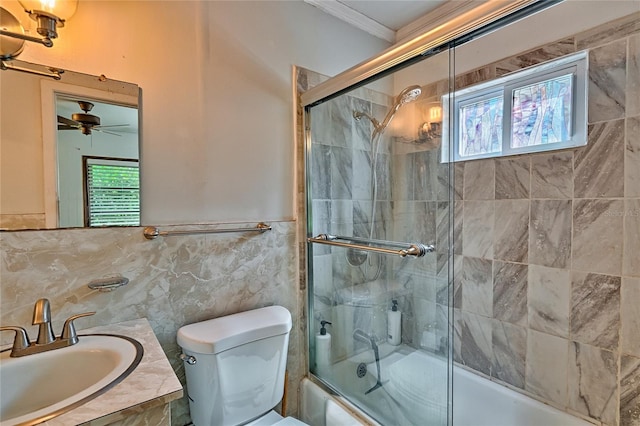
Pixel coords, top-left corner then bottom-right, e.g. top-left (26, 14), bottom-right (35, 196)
top-left (377, 85), bottom-right (422, 136)
top-left (397, 85), bottom-right (422, 106)
top-left (352, 84), bottom-right (423, 138)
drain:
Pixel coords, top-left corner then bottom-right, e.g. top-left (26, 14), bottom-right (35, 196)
top-left (356, 362), bottom-right (367, 378)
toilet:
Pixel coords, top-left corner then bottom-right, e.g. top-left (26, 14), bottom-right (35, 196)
top-left (177, 305), bottom-right (308, 426)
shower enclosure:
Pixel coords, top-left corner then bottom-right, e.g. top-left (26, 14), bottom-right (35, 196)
top-left (303, 40), bottom-right (455, 425)
top-left (302, 1), bottom-right (639, 425)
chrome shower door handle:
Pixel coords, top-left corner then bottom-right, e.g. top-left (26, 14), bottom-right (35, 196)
top-left (308, 234), bottom-right (434, 258)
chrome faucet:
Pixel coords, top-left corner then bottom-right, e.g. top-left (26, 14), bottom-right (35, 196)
top-left (0, 298), bottom-right (95, 357)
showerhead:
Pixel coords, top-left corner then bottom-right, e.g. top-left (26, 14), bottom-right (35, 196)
top-left (377, 85), bottom-right (422, 136)
top-left (352, 84), bottom-right (423, 139)
top-left (396, 85), bottom-right (422, 106)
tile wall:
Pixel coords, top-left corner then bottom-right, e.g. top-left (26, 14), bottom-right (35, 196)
top-left (0, 222), bottom-right (302, 425)
top-left (400, 13), bottom-right (639, 426)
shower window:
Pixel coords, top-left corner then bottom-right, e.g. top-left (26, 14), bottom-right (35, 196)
top-left (442, 50), bottom-right (588, 162)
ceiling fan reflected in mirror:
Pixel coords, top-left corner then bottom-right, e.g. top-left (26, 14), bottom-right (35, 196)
top-left (57, 100), bottom-right (128, 136)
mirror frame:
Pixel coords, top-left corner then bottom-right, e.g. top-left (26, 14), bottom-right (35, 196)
top-left (40, 80), bottom-right (139, 228)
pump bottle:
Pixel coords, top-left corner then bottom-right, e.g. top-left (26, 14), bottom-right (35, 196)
top-left (387, 300), bottom-right (401, 346)
top-left (315, 320), bottom-right (332, 374)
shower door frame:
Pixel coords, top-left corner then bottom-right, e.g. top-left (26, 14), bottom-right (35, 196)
top-left (301, 1), bottom-right (563, 424)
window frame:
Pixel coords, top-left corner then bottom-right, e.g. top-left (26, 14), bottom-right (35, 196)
top-left (83, 156), bottom-right (140, 227)
top-left (442, 51), bottom-right (588, 163)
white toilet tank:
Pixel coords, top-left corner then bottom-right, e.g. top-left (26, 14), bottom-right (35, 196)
top-left (177, 306), bottom-right (293, 426)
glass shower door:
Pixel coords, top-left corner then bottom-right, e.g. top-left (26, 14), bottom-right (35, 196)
top-left (305, 45), bottom-right (454, 426)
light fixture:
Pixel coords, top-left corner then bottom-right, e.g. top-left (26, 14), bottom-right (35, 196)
top-left (0, 0), bottom-right (77, 55)
top-left (418, 105), bottom-right (442, 142)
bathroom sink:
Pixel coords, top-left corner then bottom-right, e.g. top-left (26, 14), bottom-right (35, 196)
top-left (0, 334), bottom-right (143, 426)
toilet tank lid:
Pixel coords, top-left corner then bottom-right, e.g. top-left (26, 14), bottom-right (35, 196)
top-left (177, 305), bottom-right (292, 355)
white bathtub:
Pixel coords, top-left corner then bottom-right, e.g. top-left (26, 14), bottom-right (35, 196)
top-left (301, 345), bottom-right (594, 426)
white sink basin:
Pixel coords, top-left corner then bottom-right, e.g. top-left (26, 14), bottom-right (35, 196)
top-left (0, 334), bottom-right (143, 426)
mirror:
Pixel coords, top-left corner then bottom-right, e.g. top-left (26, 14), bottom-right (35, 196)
top-left (1, 60), bottom-right (140, 230)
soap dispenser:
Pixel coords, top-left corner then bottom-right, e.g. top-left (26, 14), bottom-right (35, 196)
top-left (315, 320), bottom-right (332, 374)
top-left (387, 300), bottom-right (401, 346)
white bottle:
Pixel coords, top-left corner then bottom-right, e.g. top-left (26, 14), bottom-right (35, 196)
top-left (315, 320), bottom-right (332, 374)
top-left (387, 300), bottom-right (401, 346)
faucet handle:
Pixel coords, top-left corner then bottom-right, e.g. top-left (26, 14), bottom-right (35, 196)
top-left (61, 312), bottom-right (96, 345)
top-left (0, 326), bottom-right (31, 356)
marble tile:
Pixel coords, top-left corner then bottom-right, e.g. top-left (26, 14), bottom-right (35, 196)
top-left (433, 256), bottom-right (450, 305)
top-left (491, 320), bottom-right (526, 389)
top-left (576, 11), bottom-right (640, 50)
top-left (309, 101), bottom-right (331, 145)
top-left (525, 330), bottom-right (569, 407)
top-left (495, 157), bottom-right (530, 200)
top-left (588, 40), bottom-right (627, 123)
top-left (374, 152), bottom-right (392, 201)
top-left (353, 200), bottom-right (373, 238)
top-left (101, 403), bottom-right (171, 426)
top-left (574, 119), bottom-right (625, 198)
top-left (528, 265), bottom-right (570, 338)
top-left (352, 149), bottom-right (372, 201)
top-left (493, 261), bottom-right (528, 327)
top-left (621, 355), bottom-right (640, 426)
top-left (629, 34), bottom-right (640, 117)
top-left (452, 308), bottom-right (463, 364)
top-left (571, 271), bottom-right (621, 351)
top-left (461, 256), bottom-right (493, 317)
top-left (311, 200), bottom-right (331, 255)
top-left (329, 95), bottom-right (352, 148)
top-left (493, 200), bottom-right (529, 263)
top-left (463, 159), bottom-right (495, 200)
top-left (624, 199), bottom-right (640, 277)
top-left (462, 201), bottom-right (494, 259)
top-left (392, 153), bottom-right (414, 202)
top-left (454, 162), bottom-right (464, 201)
top-left (530, 151), bottom-right (573, 199)
top-left (330, 146), bottom-right (352, 200)
top-left (310, 143), bottom-right (331, 200)
top-left (436, 160), bottom-right (452, 202)
top-left (411, 201), bottom-right (437, 248)
top-left (330, 200), bottom-right (353, 237)
top-left (413, 149), bottom-right (439, 201)
top-left (455, 66), bottom-right (494, 89)
top-left (351, 97), bottom-right (373, 152)
top-left (529, 200), bottom-right (572, 268)
top-left (458, 311), bottom-right (493, 376)
top-left (568, 342), bottom-right (618, 425)
top-left (572, 199), bottom-right (624, 276)
top-left (622, 277), bottom-right (640, 357)
top-left (435, 201), bottom-right (451, 256)
top-left (627, 116), bottom-right (640, 197)
top-left (495, 38), bottom-right (576, 75)
top-left (453, 201), bottom-right (463, 255)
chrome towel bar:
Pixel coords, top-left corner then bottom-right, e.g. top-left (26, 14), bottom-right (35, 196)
top-left (308, 234), bottom-right (434, 258)
top-left (143, 222), bottom-right (272, 240)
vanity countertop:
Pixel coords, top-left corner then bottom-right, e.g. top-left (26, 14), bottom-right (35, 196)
top-left (43, 318), bottom-right (183, 425)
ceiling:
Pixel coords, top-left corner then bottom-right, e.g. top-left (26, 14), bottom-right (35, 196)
top-left (339, 0), bottom-right (448, 31)
top-left (304, 0), bottom-right (450, 42)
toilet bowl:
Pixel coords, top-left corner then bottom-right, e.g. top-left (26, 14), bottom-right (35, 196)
top-left (177, 306), bottom-right (308, 426)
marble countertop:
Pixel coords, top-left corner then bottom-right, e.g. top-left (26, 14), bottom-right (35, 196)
top-left (34, 318), bottom-right (183, 425)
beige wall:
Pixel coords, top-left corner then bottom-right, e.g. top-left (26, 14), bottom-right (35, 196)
top-left (2, 0), bottom-right (389, 225)
top-left (0, 1), bottom-right (390, 424)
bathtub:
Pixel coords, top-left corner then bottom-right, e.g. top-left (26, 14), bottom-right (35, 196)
top-left (301, 344), bottom-right (594, 426)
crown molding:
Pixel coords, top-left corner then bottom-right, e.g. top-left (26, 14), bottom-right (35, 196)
top-left (304, 0), bottom-right (396, 43)
top-left (396, 1), bottom-right (480, 44)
